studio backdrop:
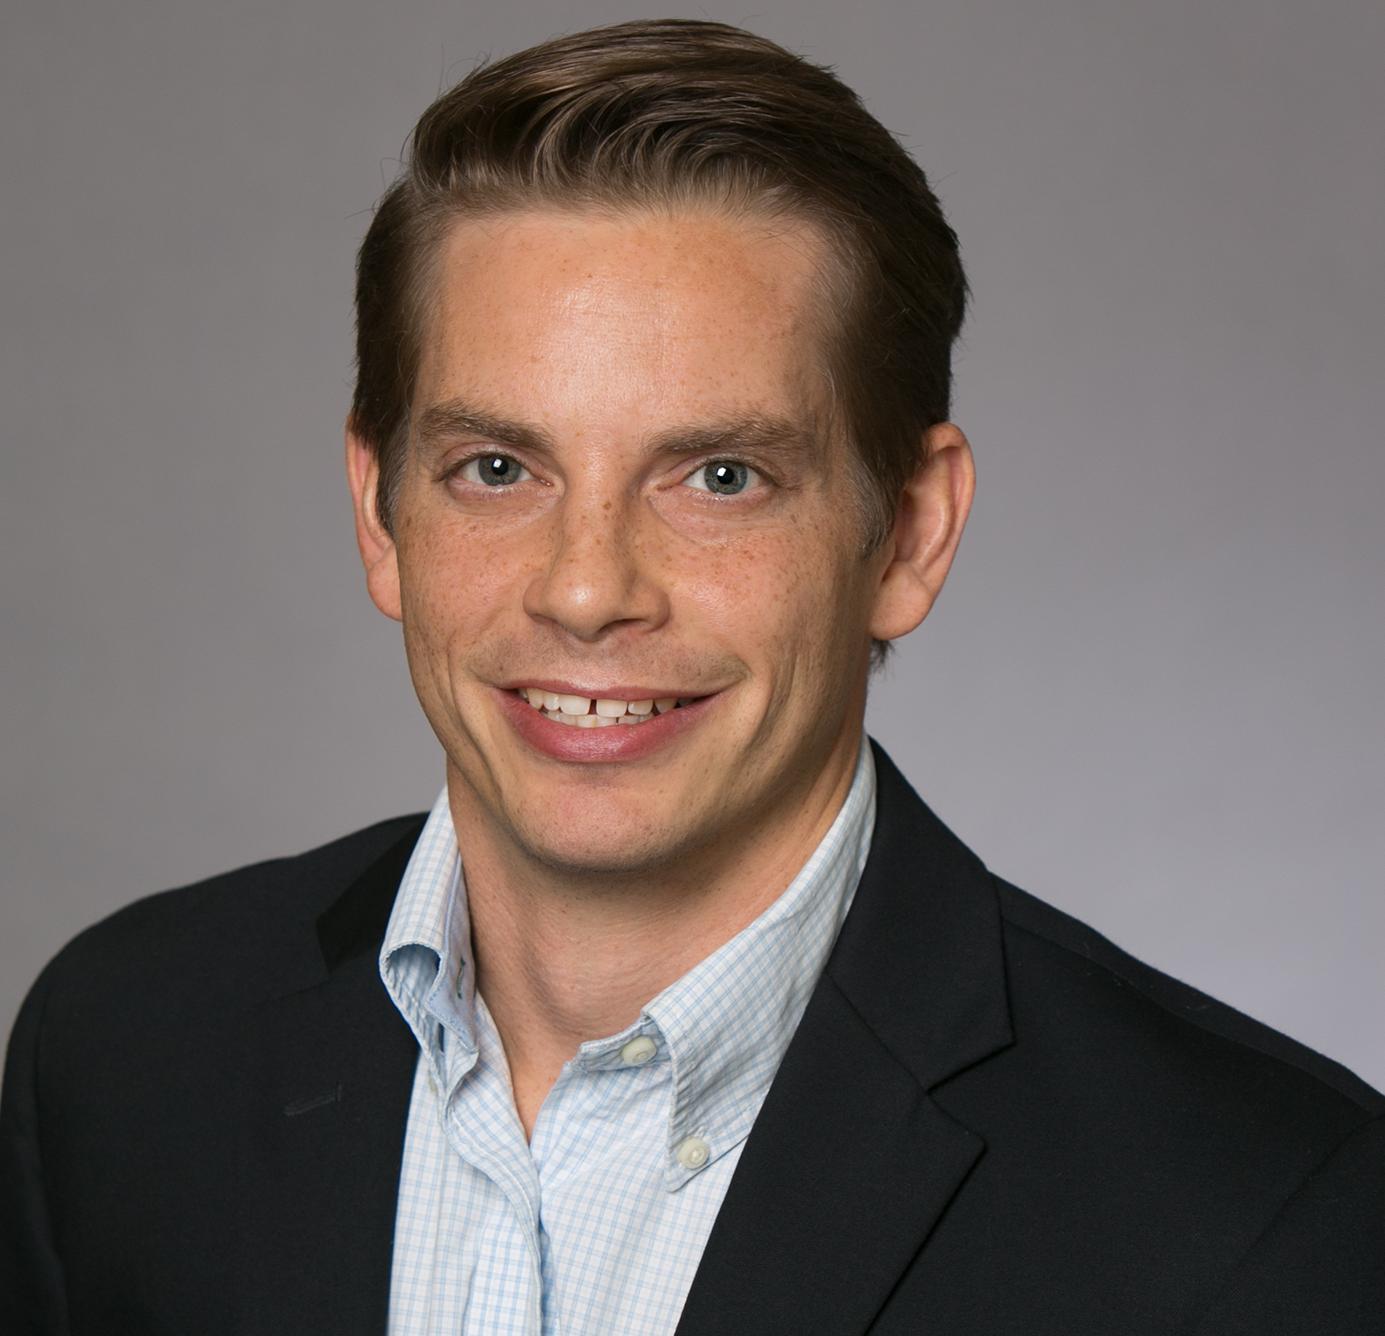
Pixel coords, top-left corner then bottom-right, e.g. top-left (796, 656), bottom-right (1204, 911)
top-left (3, 0), bottom-right (1382, 1089)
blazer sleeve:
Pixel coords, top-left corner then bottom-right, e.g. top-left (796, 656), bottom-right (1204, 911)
top-left (1190, 1114), bottom-right (1385, 1335)
top-left (1, 958), bottom-right (72, 1335)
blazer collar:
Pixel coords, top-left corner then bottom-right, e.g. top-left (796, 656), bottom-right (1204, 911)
top-left (828, 739), bottom-right (1013, 1089)
top-left (674, 739), bottom-right (1014, 1336)
top-left (237, 818), bottom-right (427, 1334)
top-left (315, 820), bottom-right (424, 974)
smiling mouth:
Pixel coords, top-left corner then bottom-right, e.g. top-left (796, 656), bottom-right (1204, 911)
top-left (514, 687), bottom-right (697, 727)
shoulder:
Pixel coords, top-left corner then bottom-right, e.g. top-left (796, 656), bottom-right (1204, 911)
top-left (949, 877), bottom-right (1385, 1323)
top-left (12, 813), bottom-right (427, 1039)
top-left (990, 874), bottom-right (1382, 1119)
top-left (59, 812), bottom-right (424, 963)
top-left (957, 872), bottom-right (1384, 1251)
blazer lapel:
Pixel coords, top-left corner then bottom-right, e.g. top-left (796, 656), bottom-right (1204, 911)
top-left (236, 820), bottom-right (425, 1335)
top-left (676, 741), bottom-right (1014, 1336)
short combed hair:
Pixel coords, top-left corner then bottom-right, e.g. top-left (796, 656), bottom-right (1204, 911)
top-left (351, 19), bottom-right (967, 666)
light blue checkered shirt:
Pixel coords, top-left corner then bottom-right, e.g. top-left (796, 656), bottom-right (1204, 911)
top-left (380, 740), bottom-right (876, 1334)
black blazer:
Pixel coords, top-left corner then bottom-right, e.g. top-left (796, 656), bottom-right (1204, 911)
top-left (3, 742), bottom-right (1382, 1334)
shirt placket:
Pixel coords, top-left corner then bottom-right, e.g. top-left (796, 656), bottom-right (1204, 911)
top-left (437, 1009), bottom-right (545, 1332)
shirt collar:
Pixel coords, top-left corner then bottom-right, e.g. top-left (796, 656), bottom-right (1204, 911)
top-left (379, 789), bottom-right (477, 1089)
top-left (380, 738), bottom-right (877, 1185)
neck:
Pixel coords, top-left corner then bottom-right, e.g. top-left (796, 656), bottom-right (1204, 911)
top-left (446, 734), bottom-right (863, 1136)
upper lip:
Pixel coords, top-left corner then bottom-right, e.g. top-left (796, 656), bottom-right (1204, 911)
top-left (498, 680), bottom-right (713, 701)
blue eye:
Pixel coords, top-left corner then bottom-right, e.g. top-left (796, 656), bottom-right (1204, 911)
top-left (690, 461), bottom-right (754, 496)
top-left (458, 454), bottom-right (531, 487)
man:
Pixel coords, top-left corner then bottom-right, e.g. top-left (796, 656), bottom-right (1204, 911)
top-left (2, 17), bottom-right (1381, 1334)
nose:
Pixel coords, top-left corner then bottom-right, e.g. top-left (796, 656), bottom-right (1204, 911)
top-left (522, 490), bottom-right (670, 642)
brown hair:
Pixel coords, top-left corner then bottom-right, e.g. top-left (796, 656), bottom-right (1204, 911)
top-left (350, 19), bottom-right (967, 666)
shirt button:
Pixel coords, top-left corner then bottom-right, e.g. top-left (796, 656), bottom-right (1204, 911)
top-left (676, 1136), bottom-right (711, 1170)
top-left (620, 1036), bottom-right (658, 1066)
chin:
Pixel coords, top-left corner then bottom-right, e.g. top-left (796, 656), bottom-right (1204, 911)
top-left (517, 825), bottom-right (681, 880)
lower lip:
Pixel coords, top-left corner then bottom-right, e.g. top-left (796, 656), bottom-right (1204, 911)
top-left (494, 688), bottom-right (719, 764)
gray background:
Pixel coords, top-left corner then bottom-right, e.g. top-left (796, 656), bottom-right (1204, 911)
top-left (3, 0), bottom-right (1381, 1089)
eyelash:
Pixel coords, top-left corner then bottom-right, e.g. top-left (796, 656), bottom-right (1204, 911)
top-left (441, 452), bottom-right (771, 497)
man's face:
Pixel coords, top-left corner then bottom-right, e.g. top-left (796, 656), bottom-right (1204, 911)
top-left (359, 207), bottom-right (905, 881)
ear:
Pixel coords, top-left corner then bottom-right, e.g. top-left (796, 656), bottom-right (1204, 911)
top-left (868, 421), bottom-right (976, 643)
top-left (345, 419), bottom-right (403, 623)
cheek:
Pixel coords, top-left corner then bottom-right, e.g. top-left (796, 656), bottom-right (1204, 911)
top-left (396, 520), bottom-right (529, 656)
top-left (679, 541), bottom-right (777, 622)
top-left (678, 524), bottom-right (851, 662)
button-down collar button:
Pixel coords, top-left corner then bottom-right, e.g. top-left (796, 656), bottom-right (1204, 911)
top-left (676, 1135), bottom-right (711, 1170)
top-left (620, 1035), bottom-right (658, 1066)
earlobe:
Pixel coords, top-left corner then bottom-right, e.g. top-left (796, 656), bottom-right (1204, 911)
top-left (344, 421), bottom-right (403, 623)
top-left (868, 422), bottom-right (975, 644)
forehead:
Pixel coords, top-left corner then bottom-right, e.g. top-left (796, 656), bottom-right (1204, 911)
top-left (415, 207), bottom-right (834, 434)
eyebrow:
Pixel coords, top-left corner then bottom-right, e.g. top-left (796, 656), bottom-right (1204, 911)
top-left (412, 396), bottom-right (821, 466)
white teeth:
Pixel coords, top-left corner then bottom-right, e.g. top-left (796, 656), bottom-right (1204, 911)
top-left (538, 705), bottom-right (659, 728)
top-left (519, 687), bottom-right (699, 727)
